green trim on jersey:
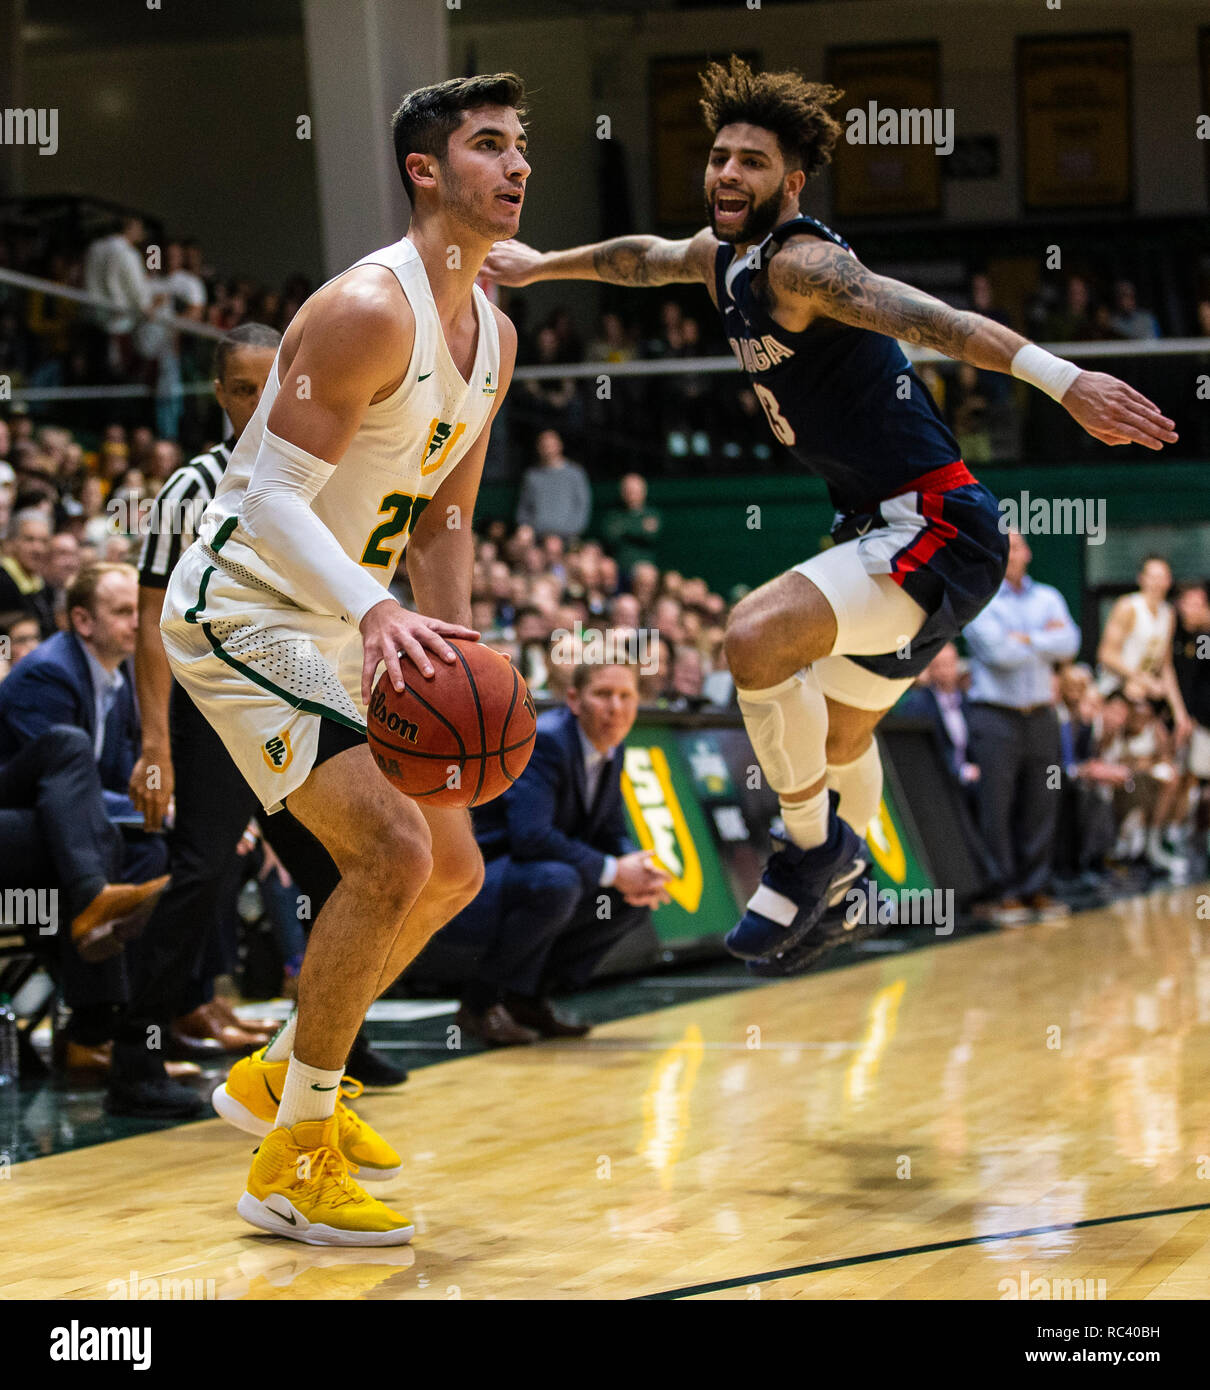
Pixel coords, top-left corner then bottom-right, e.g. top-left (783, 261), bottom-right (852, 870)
top-left (211, 516), bottom-right (238, 552)
top-left (199, 620), bottom-right (366, 733)
top-left (184, 566), bottom-right (215, 625)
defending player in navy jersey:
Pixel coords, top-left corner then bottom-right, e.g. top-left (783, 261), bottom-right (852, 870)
top-left (484, 56), bottom-right (1177, 975)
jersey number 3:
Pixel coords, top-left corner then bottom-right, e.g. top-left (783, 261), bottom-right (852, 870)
top-left (753, 383), bottom-right (796, 446)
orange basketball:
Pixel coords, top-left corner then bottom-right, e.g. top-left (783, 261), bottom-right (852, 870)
top-left (366, 640), bottom-right (537, 808)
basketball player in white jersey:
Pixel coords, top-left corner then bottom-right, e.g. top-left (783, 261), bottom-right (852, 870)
top-left (1097, 554), bottom-right (1192, 873)
top-left (160, 74), bottom-right (529, 1245)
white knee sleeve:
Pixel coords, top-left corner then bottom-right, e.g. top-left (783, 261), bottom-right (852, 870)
top-left (825, 741), bottom-right (883, 837)
top-left (736, 667), bottom-right (828, 797)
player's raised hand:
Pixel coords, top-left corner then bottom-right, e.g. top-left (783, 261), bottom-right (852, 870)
top-left (359, 597), bottom-right (479, 703)
top-left (1061, 371), bottom-right (1178, 451)
top-left (481, 238), bottom-right (544, 287)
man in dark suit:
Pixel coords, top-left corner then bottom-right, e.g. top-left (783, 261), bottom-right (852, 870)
top-left (897, 643), bottom-right (981, 805)
top-left (0, 563), bottom-right (168, 1052)
top-left (423, 661), bottom-right (671, 1046)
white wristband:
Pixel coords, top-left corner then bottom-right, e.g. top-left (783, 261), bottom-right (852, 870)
top-left (1011, 344), bottom-right (1081, 403)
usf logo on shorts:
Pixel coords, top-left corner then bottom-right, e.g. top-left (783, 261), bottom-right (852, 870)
top-left (262, 731), bottom-right (294, 774)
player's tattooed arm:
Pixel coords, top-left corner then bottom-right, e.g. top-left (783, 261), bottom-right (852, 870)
top-left (769, 237), bottom-right (1178, 449)
top-left (768, 238), bottom-right (1024, 368)
top-left (483, 228), bottom-right (715, 289)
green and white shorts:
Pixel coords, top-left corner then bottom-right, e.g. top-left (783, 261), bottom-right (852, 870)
top-left (161, 541), bottom-right (367, 813)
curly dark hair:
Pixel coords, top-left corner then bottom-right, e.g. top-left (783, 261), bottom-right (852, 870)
top-left (699, 55), bottom-right (843, 179)
top-left (391, 73), bottom-right (528, 205)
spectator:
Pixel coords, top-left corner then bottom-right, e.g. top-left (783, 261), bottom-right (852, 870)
top-left (665, 643), bottom-right (709, 713)
top-left (517, 326), bottom-right (580, 441)
top-left (1042, 273), bottom-right (1097, 343)
top-left (83, 216), bottom-right (165, 378)
top-left (1052, 665), bottom-right (1121, 889)
top-left (0, 507), bottom-right (55, 637)
top-left (600, 472), bottom-right (663, 576)
top-left (0, 561), bottom-right (169, 958)
top-left (949, 363), bottom-right (992, 464)
top-left (964, 530), bottom-right (1081, 923)
top-left (0, 611), bottom-right (41, 678)
top-left (421, 661), bottom-right (670, 1045)
top-left (43, 531), bottom-right (81, 628)
top-left (1109, 280), bottom-right (1160, 341)
top-left (1097, 556), bottom-right (1189, 741)
top-left (1095, 555), bottom-right (1191, 875)
top-left (1172, 581), bottom-right (1210, 855)
top-left (629, 559), bottom-right (660, 614)
top-left (900, 643), bottom-right (981, 799)
top-left (587, 311), bottom-right (636, 364)
top-left (515, 429), bottom-right (592, 541)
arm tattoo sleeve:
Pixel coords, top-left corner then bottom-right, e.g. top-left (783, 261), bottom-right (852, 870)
top-left (773, 242), bottom-right (981, 359)
top-left (590, 237), bottom-right (691, 287)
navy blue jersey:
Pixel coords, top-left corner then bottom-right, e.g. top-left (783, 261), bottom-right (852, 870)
top-left (715, 215), bottom-right (962, 513)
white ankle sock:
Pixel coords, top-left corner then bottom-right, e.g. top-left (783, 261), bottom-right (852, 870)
top-left (778, 786), bottom-right (831, 850)
top-left (263, 1011), bottom-right (297, 1063)
top-left (275, 1051), bottom-right (345, 1129)
top-left (825, 742), bottom-right (883, 838)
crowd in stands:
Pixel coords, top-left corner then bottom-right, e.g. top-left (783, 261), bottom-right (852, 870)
top-left (4, 210), bottom-right (1206, 471)
top-left (904, 551), bottom-right (1210, 926)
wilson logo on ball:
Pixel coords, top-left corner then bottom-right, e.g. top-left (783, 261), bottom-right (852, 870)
top-left (366, 639), bottom-right (537, 809)
top-left (369, 686), bottom-right (419, 744)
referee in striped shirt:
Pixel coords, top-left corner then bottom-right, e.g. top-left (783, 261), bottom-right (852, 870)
top-left (108, 323), bottom-right (399, 1116)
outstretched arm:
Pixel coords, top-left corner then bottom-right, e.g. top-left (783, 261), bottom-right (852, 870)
top-left (482, 227), bottom-right (717, 289)
top-left (767, 238), bottom-right (1178, 451)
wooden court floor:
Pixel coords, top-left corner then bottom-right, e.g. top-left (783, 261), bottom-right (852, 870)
top-left (3, 884), bottom-right (1210, 1301)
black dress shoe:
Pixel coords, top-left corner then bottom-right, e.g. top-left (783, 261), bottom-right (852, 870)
top-left (165, 1029), bottom-right (226, 1062)
top-left (105, 1076), bottom-right (205, 1119)
top-left (346, 1030), bottom-right (408, 1087)
top-left (454, 1002), bottom-right (540, 1048)
top-left (504, 995), bottom-right (591, 1038)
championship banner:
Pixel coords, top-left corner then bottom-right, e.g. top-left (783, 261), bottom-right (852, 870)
top-left (825, 43), bottom-right (943, 218)
top-left (1018, 34), bottom-right (1132, 211)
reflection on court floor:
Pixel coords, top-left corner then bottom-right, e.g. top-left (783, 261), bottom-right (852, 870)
top-left (3, 885), bottom-right (1209, 1300)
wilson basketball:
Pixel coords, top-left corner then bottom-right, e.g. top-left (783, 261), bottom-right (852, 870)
top-left (366, 640), bottom-right (537, 808)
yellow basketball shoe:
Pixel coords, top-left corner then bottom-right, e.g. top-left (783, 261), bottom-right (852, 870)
top-left (237, 1116), bottom-right (414, 1247)
top-left (212, 1048), bottom-right (403, 1182)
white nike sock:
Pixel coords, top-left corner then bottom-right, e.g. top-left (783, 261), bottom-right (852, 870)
top-left (825, 742), bottom-right (883, 839)
top-left (263, 1010), bottom-right (297, 1063)
top-left (275, 1051), bottom-right (345, 1130)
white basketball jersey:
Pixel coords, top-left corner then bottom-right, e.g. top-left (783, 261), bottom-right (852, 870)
top-left (199, 237), bottom-right (500, 610)
top-left (1120, 593), bottom-right (1171, 676)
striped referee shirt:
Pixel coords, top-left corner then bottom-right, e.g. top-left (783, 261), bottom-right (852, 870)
top-left (137, 442), bottom-right (231, 589)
